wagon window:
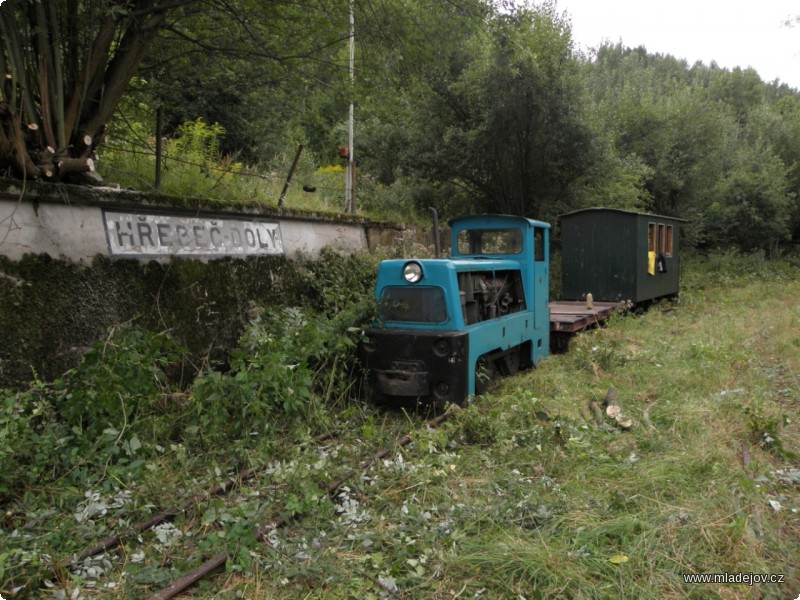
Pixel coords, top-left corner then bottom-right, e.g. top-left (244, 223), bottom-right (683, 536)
top-left (657, 224), bottom-right (666, 254)
top-left (380, 286), bottom-right (447, 323)
top-left (648, 223), bottom-right (656, 253)
top-left (665, 225), bottom-right (674, 257)
top-left (457, 228), bottom-right (522, 255)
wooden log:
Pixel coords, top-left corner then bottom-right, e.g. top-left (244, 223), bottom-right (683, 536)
top-left (72, 130), bottom-right (93, 158)
top-left (588, 400), bottom-right (604, 426)
top-left (578, 404), bottom-right (594, 427)
top-left (599, 387), bottom-right (634, 429)
top-left (57, 156), bottom-right (94, 175)
top-left (604, 387), bottom-right (621, 418)
top-left (614, 415), bottom-right (634, 429)
top-left (37, 146), bottom-right (56, 179)
top-left (25, 122), bottom-right (42, 149)
top-left (2, 73), bottom-right (11, 99)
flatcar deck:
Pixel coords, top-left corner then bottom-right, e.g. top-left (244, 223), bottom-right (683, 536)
top-left (549, 300), bottom-right (621, 333)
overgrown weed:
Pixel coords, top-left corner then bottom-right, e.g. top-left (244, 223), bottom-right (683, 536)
top-left (101, 117), bottom-right (415, 223)
top-left (0, 249), bottom-right (382, 598)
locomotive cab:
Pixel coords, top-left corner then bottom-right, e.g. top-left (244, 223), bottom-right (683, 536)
top-left (361, 214), bottom-right (550, 408)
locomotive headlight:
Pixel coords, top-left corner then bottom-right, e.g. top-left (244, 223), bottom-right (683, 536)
top-left (402, 261), bottom-right (424, 283)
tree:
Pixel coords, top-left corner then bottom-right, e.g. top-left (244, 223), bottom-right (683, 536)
top-left (0, 0), bottom-right (354, 182)
top-left (139, 0), bottom-right (351, 166)
top-left (383, 3), bottom-right (595, 220)
top-left (706, 146), bottom-right (792, 255)
top-left (0, 0), bottom-right (189, 182)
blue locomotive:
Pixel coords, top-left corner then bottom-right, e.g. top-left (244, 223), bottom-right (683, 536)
top-left (361, 214), bottom-right (551, 408)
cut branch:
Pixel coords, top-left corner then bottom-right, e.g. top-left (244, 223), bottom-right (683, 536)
top-left (73, 131), bottom-right (93, 157)
top-left (604, 387), bottom-right (621, 418)
top-left (0, 2), bottom-right (39, 128)
top-left (602, 387), bottom-right (634, 429)
top-left (79, 3), bottom-right (169, 140)
top-left (47, 0), bottom-right (66, 149)
top-left (588, 400), bottom-right (604, 426)
top-left (64, 14), bottom-right (117, 140)
top-left (38, 54), bottom-right (57, 150)
top-left (0, 102), bottom-right (42, 177)
top-left (57, 156), bottom-right (94, 175)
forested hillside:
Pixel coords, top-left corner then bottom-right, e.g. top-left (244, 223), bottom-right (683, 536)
top-left (1, 0), bottom-right (799, 250)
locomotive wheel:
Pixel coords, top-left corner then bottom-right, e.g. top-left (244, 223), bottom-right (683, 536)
top-left (475, 355), bottom-right (497, 395)
top-left (500, 348), bottom-right (520, 376)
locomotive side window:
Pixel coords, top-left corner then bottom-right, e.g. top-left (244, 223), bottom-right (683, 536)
top-left (380, 287), bottom-right (447, 323)
top-left (457, 228), bottom-right (522, 255)
top-left (534, 228), bottom-right (545, 262)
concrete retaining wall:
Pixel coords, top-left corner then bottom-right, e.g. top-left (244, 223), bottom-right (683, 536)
top-left (0, 180), bottom-right (402, 261)
top-left (0, 179), bottom-right (406, 389)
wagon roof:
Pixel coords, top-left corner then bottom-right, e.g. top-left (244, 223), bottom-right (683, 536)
top-left (448, 213), bottom-right (551, 229)
top-left (558, 207), bottom-right (689, 223)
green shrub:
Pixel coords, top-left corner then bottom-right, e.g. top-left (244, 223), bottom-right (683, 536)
top-left (299, 247), bottom-right (378, 316)
top-left (56, 324), bottom-right (181, 439)
top-left (191, 308), bottom-right (319, 438)
top-left (0, 382), bottom-right (64, 500)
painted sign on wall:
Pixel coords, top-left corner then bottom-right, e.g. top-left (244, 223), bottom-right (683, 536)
top-left (103, 210), bottom-right (284, 257)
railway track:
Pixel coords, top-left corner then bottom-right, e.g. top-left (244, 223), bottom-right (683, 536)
top-left (148, 411), bottom-right (452, 599)
top-left (55, 433), bottom-right (336, 584)
top-left (55, 411), bottom-right (454, 599)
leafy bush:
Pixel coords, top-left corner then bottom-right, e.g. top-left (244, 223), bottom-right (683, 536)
top-left (0, 381), bottom-right (64, 500)
top-left (188, 250), bottom-right (379, 440)
top-left (299, 247), bottom-right (378, 316)
top-left (191, 307), bottom-right (320, 438)
top-left (56, 324), bottom-right (181, 439)
top-left (0, 326), bottom-right (181, 499)
top-left (191, 300), bottom-right (373, 440)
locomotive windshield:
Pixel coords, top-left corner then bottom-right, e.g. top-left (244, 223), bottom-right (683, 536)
top-left (457, 228), bottom-right (522, 255)
top-left (380, 286), bottom-right (447, 323)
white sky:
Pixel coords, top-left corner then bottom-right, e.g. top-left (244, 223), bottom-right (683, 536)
top-left (554, 0), bottom-right (800, 90)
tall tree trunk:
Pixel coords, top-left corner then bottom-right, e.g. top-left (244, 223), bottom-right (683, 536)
top-left (0, 102), bottom-right (42, 177)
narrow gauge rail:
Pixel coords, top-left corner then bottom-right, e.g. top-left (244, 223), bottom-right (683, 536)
top-left (55, 433), bottom-right (336, 582)
top-left (147, 412), bottom-right (452, 600)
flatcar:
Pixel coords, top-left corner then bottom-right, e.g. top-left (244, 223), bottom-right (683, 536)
top-left (360, 214), bottom-right (550, 409)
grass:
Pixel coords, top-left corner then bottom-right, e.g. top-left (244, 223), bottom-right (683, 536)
top-left (98, 120), bottom-right (416, 224)
top-left (3, 253), bottom-right (800, 599)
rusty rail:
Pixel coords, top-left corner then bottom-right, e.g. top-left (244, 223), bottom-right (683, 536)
top-left (59, 432), bottom-right (336, 570)
top-left (148, 412), bottom-right (453, 600)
